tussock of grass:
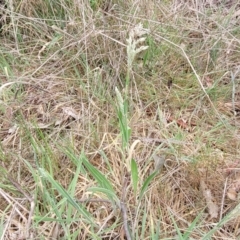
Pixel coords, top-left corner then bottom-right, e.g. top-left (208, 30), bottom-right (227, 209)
top-left (0, 0), bottom-right (240, 239)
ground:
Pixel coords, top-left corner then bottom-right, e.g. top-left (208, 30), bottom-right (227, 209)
top-left (0, 0), bottom-right (240, 239)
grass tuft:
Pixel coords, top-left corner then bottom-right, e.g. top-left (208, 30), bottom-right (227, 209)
top-left (0, 0), bottom-right (240, 239)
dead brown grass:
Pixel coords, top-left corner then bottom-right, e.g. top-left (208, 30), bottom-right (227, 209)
top-left (0, 0), bottom-right (240, 239)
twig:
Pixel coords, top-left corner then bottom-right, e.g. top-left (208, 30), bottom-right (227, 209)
top-left (220, 177), bottom-right (228, 221)
top-left (120, 173), bottom-right (132, 240)
top-left (120, 201), bottom-right (131, 240)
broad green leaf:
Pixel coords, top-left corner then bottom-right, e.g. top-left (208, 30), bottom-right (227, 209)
top-left (80, 153), bottom-right (114, 193)
top-left (131, 159), bottom-right (138, 196)
top-left (88, 187), bottom-right (119, 203)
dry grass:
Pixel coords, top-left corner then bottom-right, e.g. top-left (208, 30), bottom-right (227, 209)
top-left (0, 0), bottom-right (240, 239)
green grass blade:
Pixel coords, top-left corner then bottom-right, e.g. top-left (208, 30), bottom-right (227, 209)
top-left (170, 213), bottom-right (184, 240)
top-left (202, 202), bottom-right (240, 239)
top-left (183, 211), bottom-right (203, 239)
top-left (139, 171), bottom-right (158, 200)
top-left (38, 168), bottom-right (94, 225)
top-left (152, 220), bottom-right (161, 240)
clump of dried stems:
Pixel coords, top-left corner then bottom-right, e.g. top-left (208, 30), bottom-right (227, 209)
top-left (0, 0), bottom-right (240, 239)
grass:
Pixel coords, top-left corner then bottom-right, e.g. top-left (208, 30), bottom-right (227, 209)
top-left (0, 0), bottom-right (240, 239)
